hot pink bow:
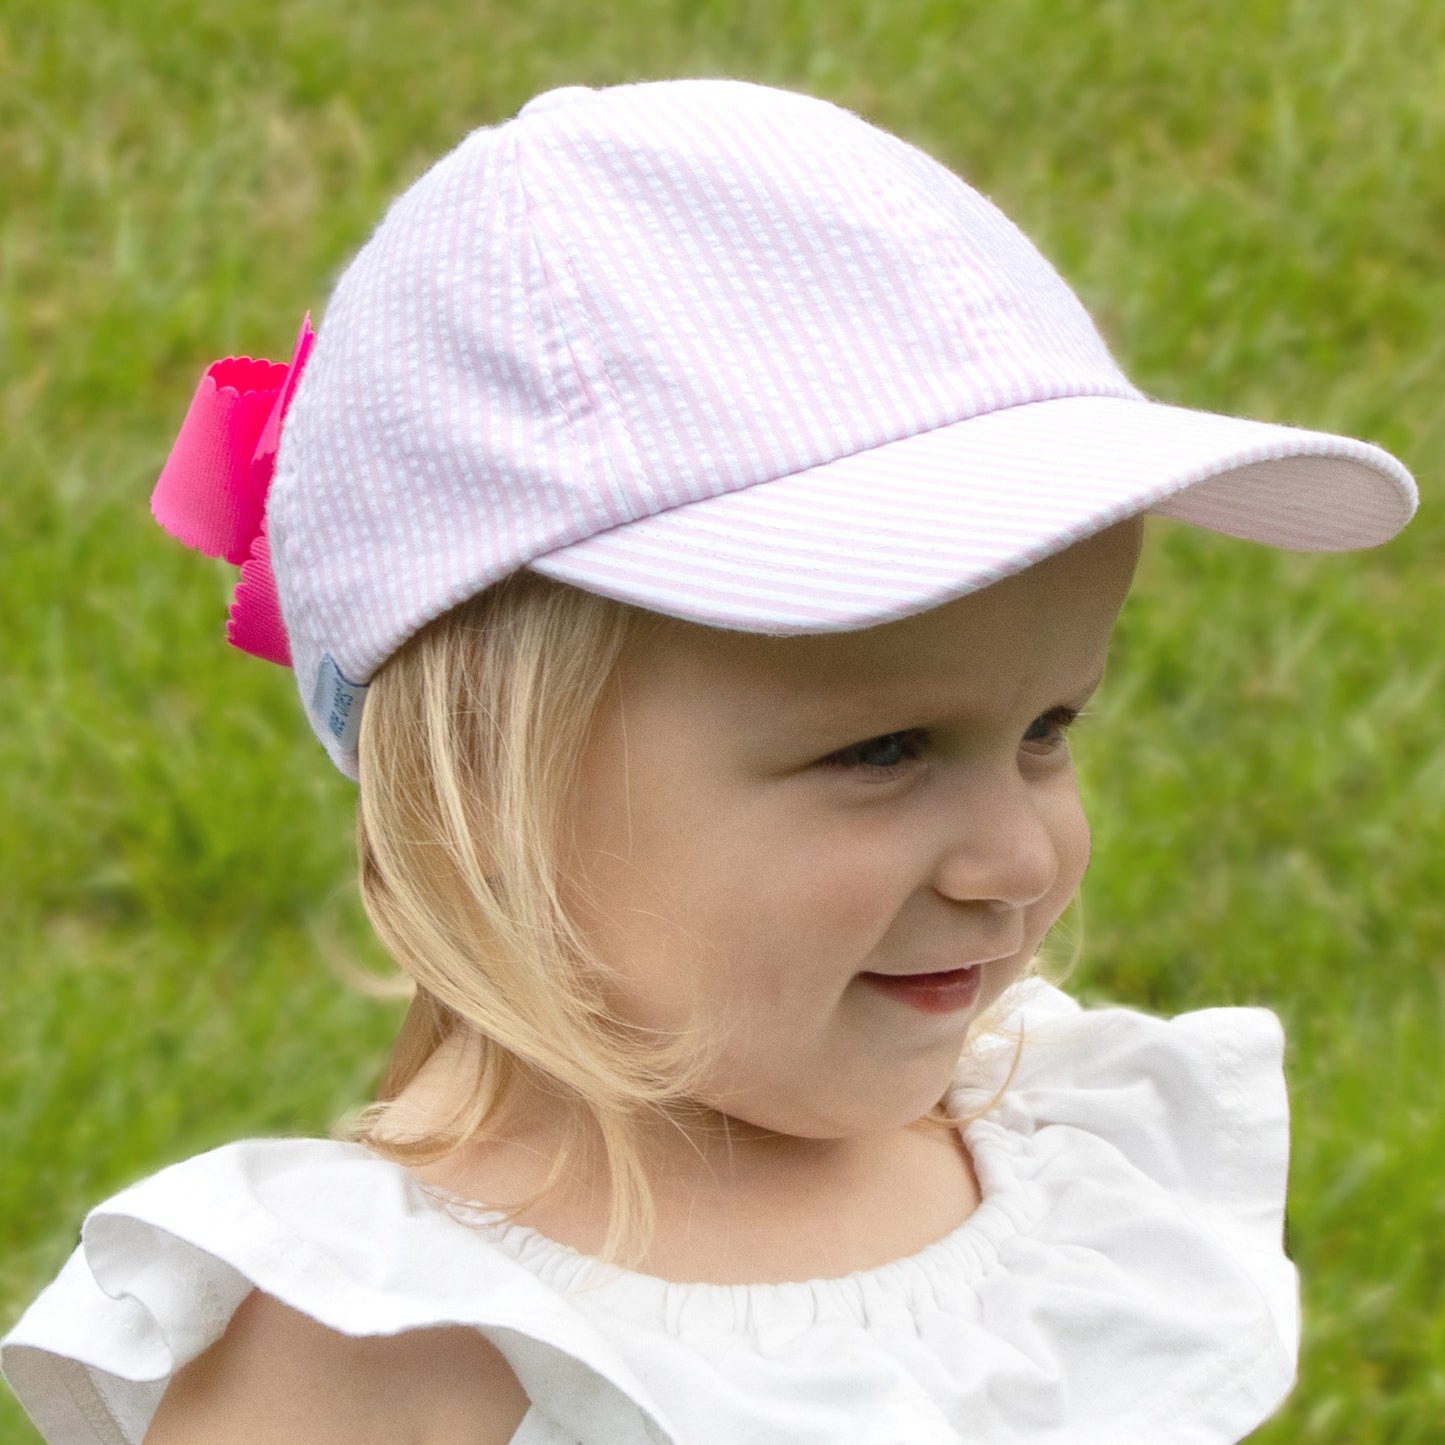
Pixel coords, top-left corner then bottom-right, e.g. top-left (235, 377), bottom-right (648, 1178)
top-left (151, 315), bottom-right (316, 666)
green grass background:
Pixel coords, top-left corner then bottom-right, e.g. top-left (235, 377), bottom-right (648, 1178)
top-left (2, 0), bottom-right (1442, 1438)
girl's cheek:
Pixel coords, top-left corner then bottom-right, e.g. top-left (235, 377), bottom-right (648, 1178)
top-left (786, 838), bottom-right (916, 934)
top-left (1062, 788), bottom-right (1093, 880)
top-left (1039, 793), bottom-right (1092, 927)
top-left (703, 826), bottom-right (878, 921)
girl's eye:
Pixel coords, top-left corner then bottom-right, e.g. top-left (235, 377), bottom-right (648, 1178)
top-left (1021, 706), bottom-right (1083, 752)
top-left (823, 729), bottom-right (927, 775)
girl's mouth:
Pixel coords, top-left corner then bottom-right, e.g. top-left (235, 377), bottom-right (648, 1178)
top-left (859, 964), bottom-right (983, 1015)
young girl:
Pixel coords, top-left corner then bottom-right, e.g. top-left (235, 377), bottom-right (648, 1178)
top-left (1, 80), bottom-right (1417, 1445)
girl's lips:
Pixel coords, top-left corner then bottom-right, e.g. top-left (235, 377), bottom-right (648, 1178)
top-left (860, 964), bottom-right (983, 1015)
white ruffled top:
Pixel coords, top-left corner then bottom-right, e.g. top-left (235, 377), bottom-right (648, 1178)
top-left (1, 982), bottom-right (1298, 1444)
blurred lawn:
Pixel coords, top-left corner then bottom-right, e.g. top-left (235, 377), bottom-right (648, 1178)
top-left (3, 0), bottom-right (1443, 1439)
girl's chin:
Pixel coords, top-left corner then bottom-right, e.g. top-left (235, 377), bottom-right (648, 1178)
top-left (683, 1074), bottom-right (964, 1145)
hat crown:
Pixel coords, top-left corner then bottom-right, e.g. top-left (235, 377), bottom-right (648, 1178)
top-left (270, 80), bottom-right (1137, 763)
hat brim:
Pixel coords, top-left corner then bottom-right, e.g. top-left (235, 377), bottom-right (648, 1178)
top-left (529, 394), bottom-right (1417, 633)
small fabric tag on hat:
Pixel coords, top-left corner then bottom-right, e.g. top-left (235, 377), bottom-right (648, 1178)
top-left (311, 654), bottom-right (368, 755)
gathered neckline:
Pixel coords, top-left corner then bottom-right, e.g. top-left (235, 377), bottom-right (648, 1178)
top-left (409, 1094), bottom-right (1040, 1324)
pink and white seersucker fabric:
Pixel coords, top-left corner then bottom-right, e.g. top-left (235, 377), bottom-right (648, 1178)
top-left (240, 79), bottom-right (1415, 776)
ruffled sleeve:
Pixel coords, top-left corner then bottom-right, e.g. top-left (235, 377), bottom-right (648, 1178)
top-left (0, 1141), bottom-right (675, 1445)
top-left (949, 979), bottom-right (1299, 1441)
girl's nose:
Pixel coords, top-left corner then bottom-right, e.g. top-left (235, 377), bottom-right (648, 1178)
top-left (929, 777), bottom-right (1061, 911)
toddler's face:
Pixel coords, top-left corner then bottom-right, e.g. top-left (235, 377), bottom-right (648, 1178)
top-left (566, 519), bottom-right (1143, 1140)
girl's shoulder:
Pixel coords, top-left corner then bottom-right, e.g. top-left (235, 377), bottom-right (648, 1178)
top-left (141, 1285), bottom-right (530, 1445)
top-left (0, 1137), bottom-right (670, 1445)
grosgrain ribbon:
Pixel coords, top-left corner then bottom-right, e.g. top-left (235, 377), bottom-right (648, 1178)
top-left (150, 315), bottom-right (316, 666)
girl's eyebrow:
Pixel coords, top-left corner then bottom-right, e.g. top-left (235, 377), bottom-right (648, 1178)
top-left (747, 666), bottom-right (1111, 744)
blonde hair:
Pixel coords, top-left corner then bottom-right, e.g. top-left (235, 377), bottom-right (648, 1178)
top-left (350, 572), bottom-right (728, 1265)
top-left (349, 571), bottom-right (1048, 1268)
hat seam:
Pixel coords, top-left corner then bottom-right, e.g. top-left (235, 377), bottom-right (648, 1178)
top-left (514, 125), bottom-right (652, 532)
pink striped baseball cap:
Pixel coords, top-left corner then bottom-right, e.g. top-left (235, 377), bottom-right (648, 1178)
top-left (258, 79), bottom-right (1415, 777)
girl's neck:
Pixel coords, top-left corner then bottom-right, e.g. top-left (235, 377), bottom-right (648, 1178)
top-left (386, 1033), bottom-right (981, 1283)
